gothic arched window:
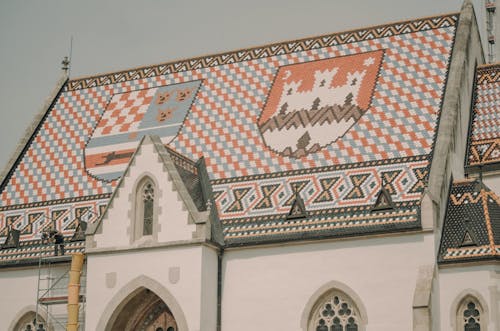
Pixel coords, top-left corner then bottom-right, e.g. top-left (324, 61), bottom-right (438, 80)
top-left (134, 176), bottom-right (157, 241)
top-left (459, 299), bottom-right (482, 331)
top-left (142, 182), bottom-right (154, 236)
top-left (310, 290), bottom-right (362, 331)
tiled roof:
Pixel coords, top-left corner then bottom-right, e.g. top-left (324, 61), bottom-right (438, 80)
top-left (0, 239), bottom-right (84, 267)
top-left (466, 63), bottom-right (500, 172)
top-left (0, 13), bottom-right (457, 258)
top-left (438, 179), bottom-right (500, 264)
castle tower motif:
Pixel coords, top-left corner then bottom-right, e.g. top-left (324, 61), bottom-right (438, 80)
top-left (259, 50), bottom-right (384, 158)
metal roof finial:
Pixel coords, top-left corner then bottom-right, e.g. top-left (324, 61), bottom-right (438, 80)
top-left (61, 36), bottom-right (73, 75)
top-left (61, 56), bottom-right (70, 73)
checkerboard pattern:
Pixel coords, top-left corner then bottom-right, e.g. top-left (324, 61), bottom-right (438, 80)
top-left (0, 15), bottom-right (456, 247)
top-left (94, 89), bottom-right (156, 136)
top-left (467, 64), bottom-right (500, 167)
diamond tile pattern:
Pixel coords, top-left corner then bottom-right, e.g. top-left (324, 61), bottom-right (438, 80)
top-left (0, 14), bottom-right (456, 248)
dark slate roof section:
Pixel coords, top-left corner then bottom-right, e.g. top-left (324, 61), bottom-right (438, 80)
top-left (488, 196), bottom-right (500, 245)
top-left (0, 239), bottom-right (84, 268)
top-left (438, 179), bottom-right (500, 264)
top-left (224, 203), bottom-right (421, 247)
top-left (165, 145), bottom-right (206, 212)
top-left (466, 63), bottom-right (500, 173)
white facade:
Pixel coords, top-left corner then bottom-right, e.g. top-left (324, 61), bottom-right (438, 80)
top-left (1, 2), bottom-right (499, 331)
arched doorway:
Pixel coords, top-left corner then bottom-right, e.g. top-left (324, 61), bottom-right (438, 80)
top-left (11, 311), bottom-right (49, 331)
top-left (108, 287), bottom-right (177, 331)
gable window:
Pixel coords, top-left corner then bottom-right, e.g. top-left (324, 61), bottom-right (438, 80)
top-left (309, 290), bottom-right (362, 331)
top-left (133, 176), bottom-right (158, 241)
top-left (142, 182), bottom-right (154, 236)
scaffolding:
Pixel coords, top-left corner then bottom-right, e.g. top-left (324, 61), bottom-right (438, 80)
top-left (34, 255), bottom-right (86, 331)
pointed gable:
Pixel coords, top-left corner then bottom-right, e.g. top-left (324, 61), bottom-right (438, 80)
top-left (372, 187), bottom-right (394, 211)
top-left (1, 228), bottom-right (20, 249)
top-left (89, 135), bottom-right (212, 251)
top-left (287, 190), bottom-right (307, 220)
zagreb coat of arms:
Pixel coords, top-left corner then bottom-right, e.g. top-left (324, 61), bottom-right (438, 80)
top-left (85, 80), bottom-right (202, 181)
top-left (258, 50), bottom-right (384, 158)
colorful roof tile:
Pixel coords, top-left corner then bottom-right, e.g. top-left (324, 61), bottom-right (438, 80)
top-left (0, 13), bottom-right (458, 259)
top-left (466, 63), bottom-right (500, 172)
top-left (438, 179), bottom-right (500, 264)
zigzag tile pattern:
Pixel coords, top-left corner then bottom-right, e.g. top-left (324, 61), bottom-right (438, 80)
top-left (213, 157), bottom-right (427, 220)
top-left (0, 198), bottom-right (107, 242)
top-left (439, 180), bottom-right (500, 263)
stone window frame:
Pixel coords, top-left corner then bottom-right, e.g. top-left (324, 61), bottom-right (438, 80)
top-left (450, 290), bottom-right (489, 331)
top-left (8, 306), bottom-right (51, 331)
top-left (456, 295), bottom-right (486, 331)
top-left (131, 174), bottom-right (160, 243)
top-left (302, 281), bottom-right (367, 331)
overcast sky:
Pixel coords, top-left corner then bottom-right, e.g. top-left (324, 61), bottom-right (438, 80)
top-left (0, 0), bottom-right (486, 174)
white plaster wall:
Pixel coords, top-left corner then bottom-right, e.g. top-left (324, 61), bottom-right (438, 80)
top-left (93, 142), bottom-right (196, 249)
top-left (0, 263), bottom-right (70, 331)
top-left (438, 265), bottom-right (500, 331)
top-left (200, 246), bottom-right (218, 330)
top-left (483, 173), bottom-right (500, 195)
top-left (221, 233), bottom-right (435, 331)
top-left (85, 245), bottom-right (217, 331)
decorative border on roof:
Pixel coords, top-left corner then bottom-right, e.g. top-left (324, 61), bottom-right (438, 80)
top-left (221, 201), bottom-right (419, 225)
top-left (65, 14), bottom-right (458, 91)
top-left (0, 193), bottom-right (111, 212)
top-left (476, 62), bottom-right (500, 84)
top-left (224, 206), bottom-right (420, 245)
top-left (0, 240), bottom-right (84, 266)
top-left (211, 155), bottom-right (428, 185)
top-left (441, 245), bottom-right (498, 260)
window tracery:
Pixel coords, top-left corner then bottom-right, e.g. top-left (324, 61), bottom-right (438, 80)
top-left (133, 176), bottom-right (157, 241)
top-left (461, 300), bottom-right (481, 331)
top-left (310, 291), bottom-right (361, 331)
top-left (142, 182), bottom-right (154, 236)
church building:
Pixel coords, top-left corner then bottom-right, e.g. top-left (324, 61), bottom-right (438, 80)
top-left (0, 1), bottom-right (498, 330)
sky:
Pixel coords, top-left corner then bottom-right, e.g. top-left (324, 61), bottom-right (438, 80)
top-left (0, 0), bottom-right (487, 175)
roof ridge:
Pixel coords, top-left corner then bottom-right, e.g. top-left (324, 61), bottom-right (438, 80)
top-left (66, 12), bottom-right (459, 90)
top-left (477, 61), bottom-right (500, 69)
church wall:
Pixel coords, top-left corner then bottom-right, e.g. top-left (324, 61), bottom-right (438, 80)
top-left (437, 265), bottom-right (500, 331)
top-left (85, 244), bottom-right (217, 331)
top-left (200, 246), bottom-right (218, 330)
top-left (483, 174), bottom-right (500, 194)
top-left (0, 263), bottom-right (69, 331)
top-left (221, 232), bottom-right (435, 331)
